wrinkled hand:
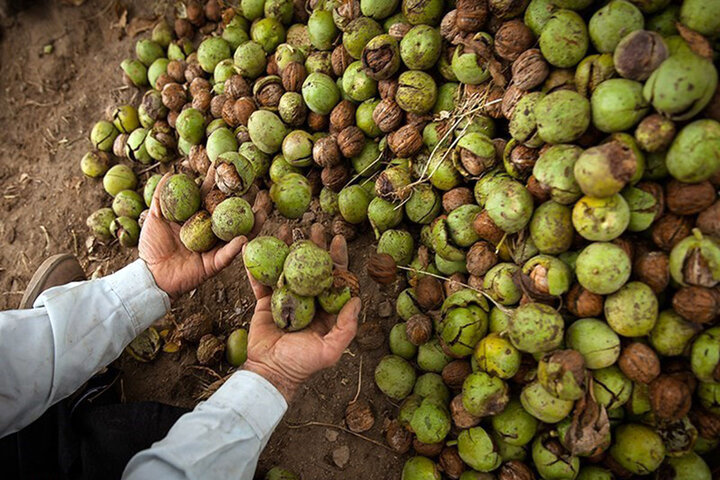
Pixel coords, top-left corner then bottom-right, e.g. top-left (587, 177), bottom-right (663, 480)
top-left (140, 171), bottom-right (271, 300)
top-left (244, 225), bottom-right (362, 402)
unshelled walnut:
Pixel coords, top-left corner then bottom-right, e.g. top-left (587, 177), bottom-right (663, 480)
top-left (189, 145), bottom-right (211, 175)
top-left (210, 94), bottom-right (227, 118)
top-left (222, 97), bottom-right (255, 128)
top-left (565, 283), bottom-right (604, 318)
top-left (321, 164), bottom-right (349, 192)
top-left (367, 253), bottom-right (397, 284)
top-left (332, 45), bottom-right (353, 77)
top-left (442, 187), bottom-right (473, 213)
top-left (378, 79), bottom-right (398, 100)
top-left (224, 75), bottom-right (251, 100)
top-left (649, 375), bottom-right (692, 422)
top-left (672, 286), bottom-right (720, 324)
top-left (313, 136), bottom-right (341, 167)
top-left (162, 82), bottom-right (187, 111)
top-left (440, 10), bottom-right (462, 43)
top-left (456, 0), bottom-right (488, 32)
top-left (373, 98), bottom-right (404, 133)
top-left (388, 125), bottom-right (423, 158)
top-left (307, 112), bottom-right (328, 132)
top-left (184, 63), bottom-right (204, 84)
top-left (526, 175), bottom-right (551, 204)
top-left (415, 276), bottom-right (444, 311)
top-left (466, 241), bottom-right (498, 277)
top-left (385, 419), bottom-right (412, 454)
top-left (345, 399), bottom-right (375, 433)
top-left (442, 360), bottom-right (473, 390)
top-left (189, 77), bottom-right (211, 97)
top-left (254, 79), bottom-right (284, 109)
top-left (473, 210), bottom-right (505, 245)
top-left (450, 394), bottom-right (481, 428)
top-left (498, 460), bottom-right (535, 480)
top-left (281, 61), bottom-right (306, 92)
top-left (406, 314), bottom-right (433, 345)
top-left (337, 126), bottom-right (365, 158)
top-left (203, 189), bottom-right (227, 215)
top-left (511, 49), bottom-right (549, 91)
top-left (330, 100), bottom-right (356, 133)
top-left (697, 200), bottom-right (720, 237)
top-left (618, 342), bottom-right (660, 384)
top-left (494, 19), bottom-right (534, 61)
top-left (167, 60), bottom-right (186, 83)
top-left (439, 447), bottom-right (464, 480)
top-left (633, 251), bottom-right (669, 295)
top-left (192, 89), bottom-right (211, 112)
top-left (666, 179), bottom-right (716, 215)
top-left (651, 214), bottom-right (693, 251)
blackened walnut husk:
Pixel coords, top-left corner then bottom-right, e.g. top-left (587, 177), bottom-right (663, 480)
top-left (614, 30), bottom-right (668, 81)
top-left (672, 286), bottom-right (720, 324)
top-left (618, 342), bottom-right (660, 384)
top-left (565, 391), bottom-right (610, 457)
top-left (666, 179), bottom-right (717, 216)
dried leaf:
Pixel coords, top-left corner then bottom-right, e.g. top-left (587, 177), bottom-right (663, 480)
top-left (565, 390), bottom-right (611, 456)
top-left (127, 17), bottom-right (158, 38)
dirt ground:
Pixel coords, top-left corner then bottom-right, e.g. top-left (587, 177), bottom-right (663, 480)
top-left (0, 1), bottom-right (405, 478)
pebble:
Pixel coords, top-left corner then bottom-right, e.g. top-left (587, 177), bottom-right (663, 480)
top-left (377, 300), bottom-right (392, 318)
top-left (324, 429), bottom-right (339, 442)
top-left (332, 445), bottom-right (350, 469)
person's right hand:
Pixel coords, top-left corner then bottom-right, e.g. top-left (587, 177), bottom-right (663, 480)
top-left (243, 228), bottom-right (362, 402)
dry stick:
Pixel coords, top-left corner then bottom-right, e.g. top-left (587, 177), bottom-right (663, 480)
top-left (343, 150), bottom-right (385, 190)
top-left (350, 356), bottom-right (363, 404)
top-left (138, 162), bottom-right (161, 175)
top-left (285, 421), bottom-right (394, 452)
top-left (395, 265), bottom-right (512, 315)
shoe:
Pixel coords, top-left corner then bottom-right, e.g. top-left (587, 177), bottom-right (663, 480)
top-left (19, 253), bottom-right (86, 309)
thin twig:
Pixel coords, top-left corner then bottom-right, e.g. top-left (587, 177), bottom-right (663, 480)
top-left (285, 421), bottom-right (394, 452)
top-left (138, 162), bottom-right (161, 175)
top-left (350, 356), bottom-right (363, 404)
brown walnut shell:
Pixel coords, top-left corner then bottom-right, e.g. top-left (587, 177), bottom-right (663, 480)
top-left (456, 0), bottom-right (489, 32)
top-left (337, 126), bottom-right (366, 158)
top-left (224, 75), bottom-right (251, 100)
top-left (307, 112), bottom-right (328, 132)
top-left (203, 189), bottom-right (227, 215)
top-left (189, 77), bottom-right (211, 97)
top-left (415, 276), bottom-right (444, 311)
top-left (633, 251), bottom-right (670, 295)
top-left (413, 439), bottom-right (444, 457)
top-left (321, 164), bottom-right (350, 192)
top-left (442, 360), bottom-right (473, 390)
top-left (330, 100), bottom-right (357, 134)
top-left (466, 241), bottom-right (498, 277)
top-left (332, 215), bottom-right (357, 241)
top-left (384, 419), bottom-right (412, 453)
top-left (332, 44), bottom-right (354, 77)
top-left (649, 375), bottom-right (692, 422)
top-left (618, 342), bottom-right (660, 384)
top-left (189, 145), bottom-right (211, 176)
top-left (443, 187), bottom-right (474, 213)
top-left (196, 334), bottom-right (224, 366)
top-left (388, 125), bottom-right (423, 158)
top-left (345, 400), bottom-right (375, 433)
top-left (672, 286), bottom-right (720, 324)
top-left (406, 313), bottom-right (433, 345)
top-left (178, 312), bottom-right (213, 343)
top-left (313, 136), bottom-right (341, 167)
top-left (697, 200), bottom-right (720, 237)
top-left (651, 214), bottom-right (693, 251)
top-left (499, 460), bottom-right (535, 480)
top-left (494, 19), bottom-right (534, 61)
top-left (565, 283), bottom-right (604, 318)
top-left (192, 89), bottom-right (212, 112)
top-left (161, 83), bottom-right (187, 111)
top-left (450, 394), bottom-right (481, 429)
top-left (378, 79), bottom-right (399, 100)
top-left (439, 447), bottom-right (464, 480)
top-left (666, 179), bottom-right (717, 216)
top-left (281, 62), bottom-right (306, 93)
top-left (372, 98), bottom-right (404, 133)
top-left (210, 94), bottom-right (228, 118)
top-left (473, 210), bottom-right (505, 245)
top-left (367, 253), bottom-right (397, 284)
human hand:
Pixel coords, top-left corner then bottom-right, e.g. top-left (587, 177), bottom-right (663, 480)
top-left (243, 225), bottom-right (362, 402)
top-left (140, 172), bottom-right (271, 300)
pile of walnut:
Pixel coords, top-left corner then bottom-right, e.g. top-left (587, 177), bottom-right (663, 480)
top-left (76, 0), bottom-right (720, 478)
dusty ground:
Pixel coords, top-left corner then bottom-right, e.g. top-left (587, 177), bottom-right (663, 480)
top-left (0, 1), bottom-right (405, 478)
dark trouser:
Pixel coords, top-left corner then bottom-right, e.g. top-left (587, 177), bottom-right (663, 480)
top-left (0, 375), bottom-right (189, 480)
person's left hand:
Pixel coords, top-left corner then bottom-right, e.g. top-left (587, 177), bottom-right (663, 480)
top-left (139, 172), bottom-right (271, 300)
top-left (243, 226), bottom-right (362, 402)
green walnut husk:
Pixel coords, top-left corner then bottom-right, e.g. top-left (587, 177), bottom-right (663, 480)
top-left (474, 333), bottom-right (521, 380)
top-left (650, 309), bottom-right (701, 357)
top-left (483, 263), bottom-right (522, 305)
top-left (389, 323), bottom-right (418, 360)
top-left (211, 197), bottom-right (254, 242)
top-left (462, 371), bottom-right (509, 417)
top-left (539, 9), bottom-right (589, 68)
top-left (180, 211), bottom-right (218, 253)
top-left (110, 216), bottom-right (140, 247)
top-left (283, 240), bottom-right (334, 297)
top-left (410, 398), bottom-right (451, 444)
top-left (401, 456), bottom-right (441, 480)
top-left (508, 302), bottom-right (565, 354)
top-left (691, 326), bottom-right (720, 383)
top-left (610, 423), bottom-right (665, 475)
top-left (343, 17), bottom-right (384, 59)
top-left (457, 427), bottom-right (502, 473)
top-left (404, 184), bottom-right (441, 225)
top-left (103, 164), bottom-right (138, 197)
top-left (81, 151), bottom-right (112, 178)
top-left (375, 354), bottom-right (417, 401)
top-left (604, 281), bottom-right (658, 337)
top-left (226, 328), bottom-right (248, 367)
top-left (91, 120), bottom-right (119, 152)
top-left (378, 229), bottom-right (414, 266)
top-left (159, 174), bottom-right (201, 223)
top-left (592, 78), bottom-right (650, 133)
top-left (588, 0), bottom-right (644, 53)
top-left (271, 285), bottom-right (315, 331)
top-left (668, 230), bottom-right (720, 287)
top-left (176, 108), bottom-right (205, 145)
top-left (269, 172), bottom-right (312, 219)
top-left (112, 190), bottom-right (144, 219)
top-left (521, 380), bottom-right (575, 423)
top-left (243, 236), bottom-right (290, 287)
top-left (396, 70), bottom-right (437, 115)
top-left (665, 120), bottom-right (720, 183)
top-left (536, 90), bottom-right (590, 144)
top-left (530, 201), bottom-right (574, 255)
top-left (485, 180), bottom-right (533, 234)
top-left (572, 194), bottom-right (630, 242)
top-left (576, 242), bottom-right (631, 295)
top-left (368, 196), bottom-right (403, 237)
top-left (440, 304), bottom-right (488, 357)
top-left (248, 110), bottom-right (288, 154)
top-left (566, 318), bottom-right (621, 370)
top-left (338, 185), bottom-right (371, 224)
top-left (302, 72), bottom-right (340, 115)
top-left (121, 58), bottom-right (148, 87)
top-left (87, 208), bottom-right (117, 241)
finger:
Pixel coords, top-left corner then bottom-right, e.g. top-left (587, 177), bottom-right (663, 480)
top-left (310, 223), bottom-right (327, 250)
top-left (320, 297), bottom-right (361, 367)
top-left (149, 173), bottom-right (172, 218)
top-left (243, 245), bottom-right (273, 301)
top-left (200, 164), bottom-right (216, 197)
top-left (209, 235), bottom-right (247, 273)
top-left (329, 235), bottom-right (348, 271)
top-left (250, 190), bottom-right (271, 238)
top-left (247, 307), bottom-right (279, 348)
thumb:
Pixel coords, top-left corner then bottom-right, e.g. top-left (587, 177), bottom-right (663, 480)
top-left (320, 297), bottom-right (361, 367)
top-left (209, 235), bottom-right (247, 274)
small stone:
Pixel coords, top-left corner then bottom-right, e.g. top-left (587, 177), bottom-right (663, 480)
top-left (325, 429), bottom-right (339, 442)
top-left (332, 445), bottom-right (350, 469)
top-left (377, 300), bottom-right (393, 318)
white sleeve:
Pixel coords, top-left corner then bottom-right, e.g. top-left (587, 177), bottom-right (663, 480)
top-left (0, 259), bottom-right (170, 437)
top-left (123, 370), bottom-right (288, 480)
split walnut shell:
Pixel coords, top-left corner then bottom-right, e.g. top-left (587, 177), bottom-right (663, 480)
top-left (345, 399), bottom-right (375, 433)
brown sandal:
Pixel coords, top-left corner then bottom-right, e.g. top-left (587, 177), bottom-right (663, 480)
top-left (19, 253), bottom-right (86, 309)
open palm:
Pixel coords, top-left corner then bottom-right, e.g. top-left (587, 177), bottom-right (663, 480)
top-left (139, 173), bottom-right (271, 300)
top-left (244, 231), bottom-right (362, 401)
